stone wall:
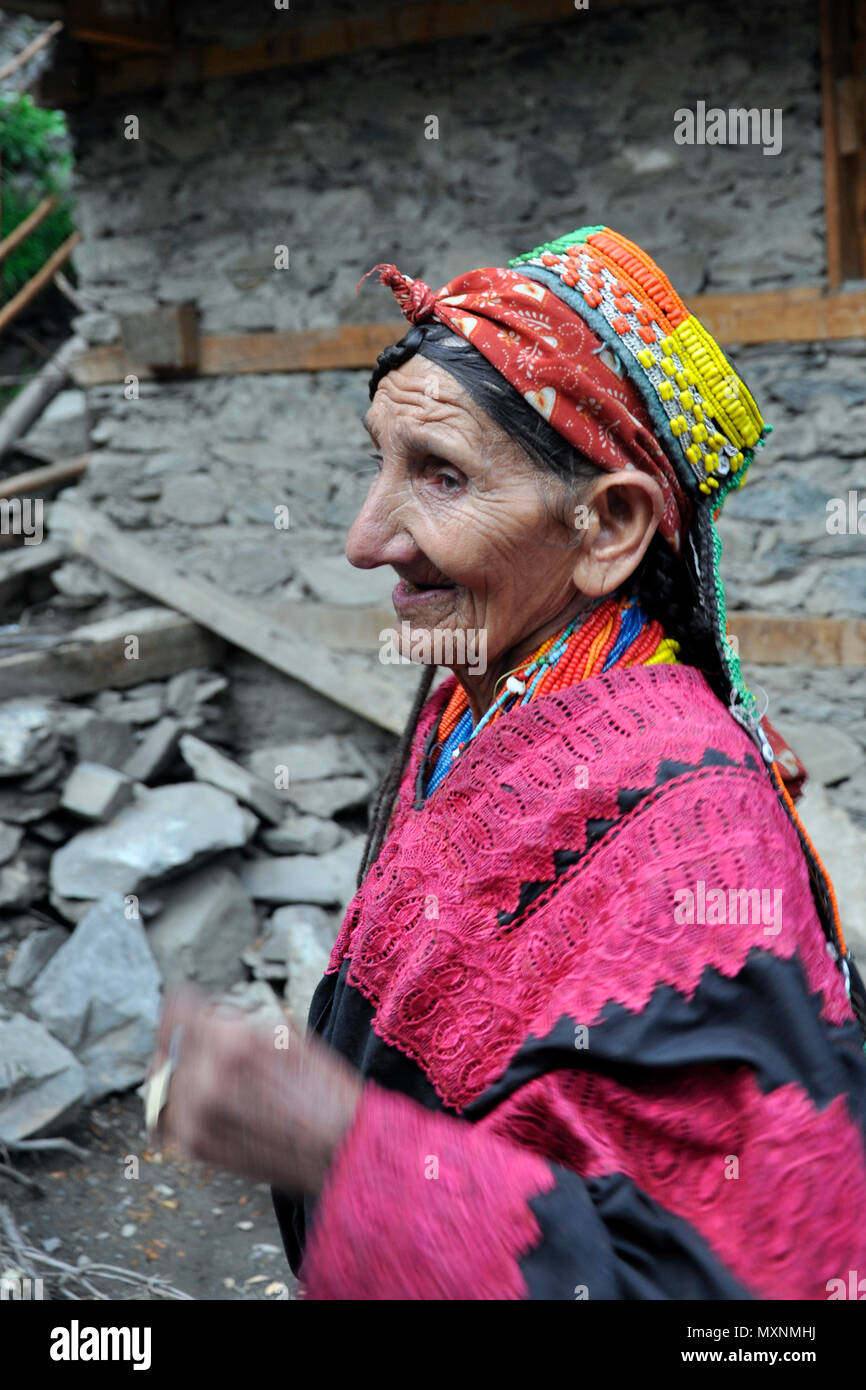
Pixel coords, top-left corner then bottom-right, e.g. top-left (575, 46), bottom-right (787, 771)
top-left (20, 0), bottom-right (864, 827)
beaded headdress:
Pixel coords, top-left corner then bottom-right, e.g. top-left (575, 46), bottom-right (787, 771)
top-left (362, 224), bottom-right (773, 747)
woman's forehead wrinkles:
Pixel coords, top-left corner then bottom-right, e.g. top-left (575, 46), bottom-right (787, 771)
top-left (366, 388), bottom-right (484, 451)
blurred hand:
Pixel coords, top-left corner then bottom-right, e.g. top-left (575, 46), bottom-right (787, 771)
top-left (145, 984), bottom-right (364, 1196)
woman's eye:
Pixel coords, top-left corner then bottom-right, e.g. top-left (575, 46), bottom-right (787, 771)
top-left (435, 472), bottom-right (461, 492)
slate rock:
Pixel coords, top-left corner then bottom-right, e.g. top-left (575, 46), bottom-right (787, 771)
top-left (283, 916), bottom-right (330, 1026)
top-left (75, 717), bottom-right (137, 771)
top-left (0, 1013), bottom-right (87, 1143)
top-left (244, 734), bottom-right (365, 789)
top-left (30, 893), bottom-right (163, 1104)
top-left (122, 717), bottom-right (182, 783)
top-left (50, 782), bottom-right (258, 900)
top-left (288, 774), bottom-right (371, 818)
top-left (179, 734), bottom-right (282, 824)
top-left (260, 812), bottom-right (343, 855)
top-left (61, 762), bottom-right (135, 822)
top-left (239, 835), bottom-right (365, 907)
top-left (0, 820), bottom-right (24, 866)
top-left (147, 864), bottom-right (258, 991)
top-left (0, 701), bottom-right (58, 778)
top-left (7, 926), bottom-right (68, 990)
top-left (0, 852), bottom-right (46, 910)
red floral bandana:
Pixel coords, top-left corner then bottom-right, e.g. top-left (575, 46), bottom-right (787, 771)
top-left (361, 262), bottom-right (691, 553)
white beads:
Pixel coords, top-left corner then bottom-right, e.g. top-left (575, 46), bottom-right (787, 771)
top-left (505, 676), bottom-right (526, 695)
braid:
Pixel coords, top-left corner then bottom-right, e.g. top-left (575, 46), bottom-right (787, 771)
top-left (356, 662), bottom-right (436, 888)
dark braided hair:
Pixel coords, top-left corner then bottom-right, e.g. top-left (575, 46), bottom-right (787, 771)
top-left (356, 321), bottom-right (732, 887)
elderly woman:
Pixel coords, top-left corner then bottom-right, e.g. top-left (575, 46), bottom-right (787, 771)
top-left (151, 226), bottom-right (866, 1300)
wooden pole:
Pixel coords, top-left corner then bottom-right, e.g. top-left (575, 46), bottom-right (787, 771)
top-left (0, 196), bottom-right (58, 268)
top-left (0, 232), bottom-right (81, 335)
top-left (0, 337), bottom-right (88, 463)
top-left (0, 454), bottom-right (89, 498)
top-left (0, 18), bottom-right (63, 84)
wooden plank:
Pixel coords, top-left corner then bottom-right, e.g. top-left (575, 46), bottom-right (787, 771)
top-left (0, 455), bottom-right (89, 498)
top-left (687, 285), bottom-right (866, 344)
top-left (0, 605), bottom-right (224, 700)
top-left (0, 233), bottom-right (82, 336)
top-left (67, 284), bottom-right (866, 389)
top-left (730, 614), bottom-right (866, 668)
top-left (306, 603), bottom-right (866, 667)
top-left (66, 0), bottom-right (172, 53)
top-left (51, 0), bottom-right (676, 97)
top-left (69, 322), bottom-right (403, 385)
top-left (0, 197), bottom-right (58, 268)
top-left (50, 497), bottom-right (418, 733)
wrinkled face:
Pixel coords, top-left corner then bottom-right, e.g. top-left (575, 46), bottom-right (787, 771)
top-left (345, 355), bottom-right (583, 671)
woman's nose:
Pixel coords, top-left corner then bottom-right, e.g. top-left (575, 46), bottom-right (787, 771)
top-left (345, 473), bottom-right (417, 570)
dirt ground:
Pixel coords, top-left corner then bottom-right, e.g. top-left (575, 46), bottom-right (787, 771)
top-left (5, 1089), bottom-right (301, 1301)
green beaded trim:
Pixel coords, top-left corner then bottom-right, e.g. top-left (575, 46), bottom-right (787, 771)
top-left (709, 426), bottom-right (773, 721)
top-left (508, 226), bottom-right (605, 266)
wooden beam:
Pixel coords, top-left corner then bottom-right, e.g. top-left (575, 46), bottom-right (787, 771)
top-left (0, 605), bottom-right (224, 700)
top-left (0, 455), bottom-right (89, 499)
top-left (50, 497), bottom-right (419, 733)
top-left (69, 321), bottom-right (404, 385)
top-left (67, 284), bottom-right (866, 388)
top-left (731, 614), bottom-right (866, 668)
top-left (688, 285), bottom-right (866, 344)
top-left (0, 233), bottom-right (82, 336)
top-left (297, 603), bottom-right (866, 669)
top-left (0, 197), bottom-right (59, 268)
top-left (50, 0), bottom-right (676, 98)
top-left (66, 0), bottom-right (172, 54)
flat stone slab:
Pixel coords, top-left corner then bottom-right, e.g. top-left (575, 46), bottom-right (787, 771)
top-left (287, 775), bottom-right (371, 818)
top-left (179, 733), bottom-right (282, 824)
top-left (239, 835), bottom-right (365, 907)
top-left (260, 812), bottom-right (343, 855)
top-left (0, 1012), bottom-right (87, 1143)
top-left (60, 761), bottom-right (135, 822)
top-left (7, 926), bottom-right (68, 990)
top-left (30, 893), bottom-right (163, 1105)
top-left (147, 863), bottom-right (258, 991)
top-left (244, 734), bottom-right (365, 788)
top-left (0, 700), bottom-right (58, 778)
top-left (50, 782), bottom-right (258, 900)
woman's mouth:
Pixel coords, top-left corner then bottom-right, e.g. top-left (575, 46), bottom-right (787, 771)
top-left (392, 577), bottom-right (457, 611)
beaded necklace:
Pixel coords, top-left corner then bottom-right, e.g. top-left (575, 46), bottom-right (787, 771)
top-left (424, 594), bottom-right (679, 797)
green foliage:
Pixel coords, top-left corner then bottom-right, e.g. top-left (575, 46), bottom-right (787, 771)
top-left (0, 92), bottom-right (76, 303)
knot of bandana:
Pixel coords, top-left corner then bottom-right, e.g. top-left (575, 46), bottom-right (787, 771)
top-left (357, 264), bottom-right (439, 324)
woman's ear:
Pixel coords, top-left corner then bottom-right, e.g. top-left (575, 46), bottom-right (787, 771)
top-left (571, 470), bottom-right (664, 597)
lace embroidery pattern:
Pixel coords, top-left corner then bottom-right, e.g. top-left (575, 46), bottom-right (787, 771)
top-left (329, 665), bottom-right (851, 1114)
top-left (484, 1068), bottom-right (866, 1300)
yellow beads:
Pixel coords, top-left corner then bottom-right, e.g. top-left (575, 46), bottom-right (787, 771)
top-left (659, 380), bottom-right (675, 401)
